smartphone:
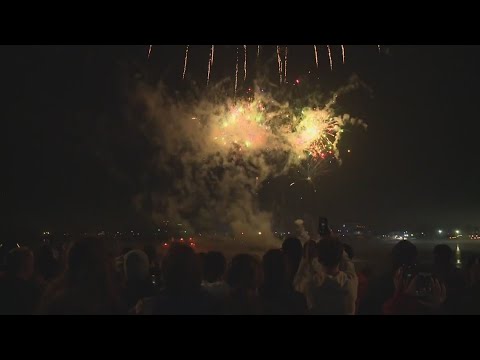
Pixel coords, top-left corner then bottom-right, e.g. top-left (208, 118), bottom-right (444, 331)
top-left (415, 273), bottom-right (433, 298)
top-left (402, 264), bottom-right (417, 281)
top-left (318, 217), bottom-right (330, 236)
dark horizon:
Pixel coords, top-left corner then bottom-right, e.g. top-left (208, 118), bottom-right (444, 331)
top-left (4, 45), bottom-right (480, 236)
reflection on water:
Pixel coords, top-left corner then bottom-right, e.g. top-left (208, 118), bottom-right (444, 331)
top-left (456, 244), bottom-right (462, 268)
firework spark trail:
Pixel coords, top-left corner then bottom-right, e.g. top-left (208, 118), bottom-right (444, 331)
top-left (314, 45), bottom-right (319, 68)
top-left (277, 46), bottom-right (283, 83)
top-left (182, 45), bottom-right (190, 80)
top-left (341, 45), bottom-right (346, 64)
top-left (378, 45), bottom-right (381, 53)
top-left (257, 45), bottom-right (260, 58)
top-left (148, 45), bottom-right (153, 59)
top-left (244, 45), bottom-right (247, 81)
top-left (235, 47), bottom-right (239, 97)
top-left (327, 45), bottom-right (333, 71)
top-left (207, 47), bottom-right (212, 85)
top-left (284, 46), bottom-right (288, 82)
top-left (211, 45), bottom-right (215, 65)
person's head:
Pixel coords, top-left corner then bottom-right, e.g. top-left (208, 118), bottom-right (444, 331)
top-left (343, 244), bottom-right (354, 260)
top-left (162, 243), bottom-right (201, 294)
top-left (65, 237), bottom-right (114, 289)
top-left (35, 244), bottom-right (60, 280)
top-left (282, 237), bottom-right (303, 280)
top-left (227, 254), bottom-right (259, 292)
top-left (124, 250), bottom-right (150, 283)
top-left (317, 238), bottom-right (344, 271)
top-left (303, 240), bottom-right (318, 260)
top-left (6, 247), bottom-right (34, 280)
top-left (433, 244), bottom-right (454, 267)
top-left (262, 249), bottom-right (287, 288)
top-left (204, 251), bottom-right (226, 283)
top-left (391, 240), bottom-right (417, 271)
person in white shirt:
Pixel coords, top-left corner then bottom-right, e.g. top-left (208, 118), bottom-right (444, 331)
top-left (294, 237), bottom-right (358, 315)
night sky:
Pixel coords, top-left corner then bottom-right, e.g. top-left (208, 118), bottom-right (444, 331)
top-left (3, 45), bottom-right (480, 235)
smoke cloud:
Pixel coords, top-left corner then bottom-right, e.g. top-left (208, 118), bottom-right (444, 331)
top-left (129, 77), bottom-right (365, 250)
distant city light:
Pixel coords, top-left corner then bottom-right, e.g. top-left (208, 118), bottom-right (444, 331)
top-left (455, 230), bottom-right (461, 235)
top-left (258, 232), bottom-right (262, 235)
top-left (438, 230), bottom-right (443, 235)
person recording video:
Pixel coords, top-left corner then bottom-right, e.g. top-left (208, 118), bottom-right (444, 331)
top-left (293, 217), bottom-right (358, 315)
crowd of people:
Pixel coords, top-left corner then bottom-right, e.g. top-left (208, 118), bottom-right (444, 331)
top-left (0, 235), bottom-right (479, 315)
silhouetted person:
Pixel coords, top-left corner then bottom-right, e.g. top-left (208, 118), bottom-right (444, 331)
top-left (433, 245), bottom-right (455, 279)
top-left (123, 250), bottom-right (156, 310)
top-left (344, 243), bottom-right (370, 314)
top-left (0, 247), bottom-right (40, 315)
top-left (39, 238), bottom-right (126, 315)
top-left (458, 257), bottom-right (480, 314)
top-left (359, 240), bottom-right (417, 315)
top-left (144, 244), bottom-right (162, 280)
top-left (306, 238), bottom-right (358, 315)
top-left (225, 254), bottom-right (262, 315)
top-left (382, 268), bottom-right (447, 315)
top-left (259, 250), bottom-right (307, 315)
top-left (282, 237), bottom-right (303, 284)
top-left (202, 251), bottom-right (229, 302)
top-left (294, 240), bottom-right (322, 305)
top-left (35, 244), bottom-right (61, 288)
top-left (432, 244), bottom-right (465, 313)
top-left (198, 252), bottom-right (207, 282)
top-left (137, 244), bottom-right (215, 315)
